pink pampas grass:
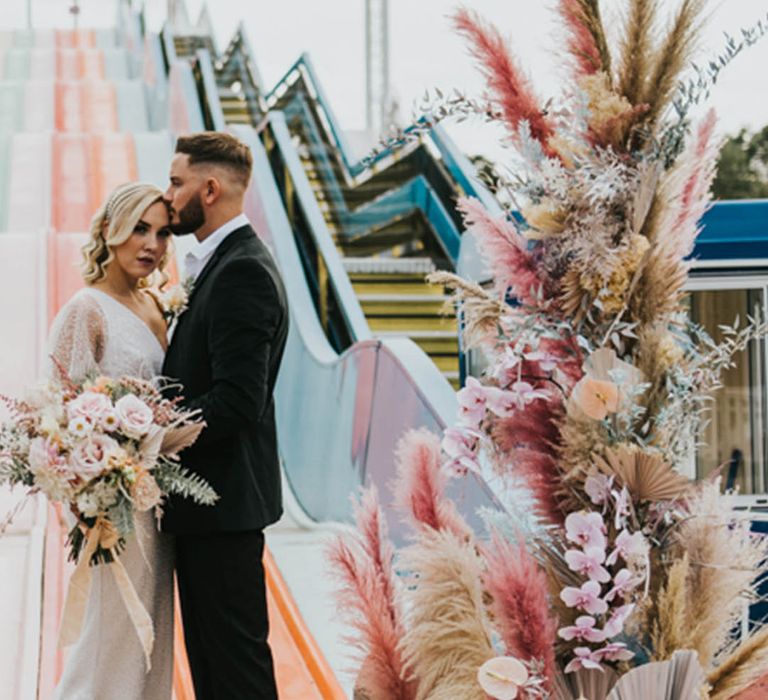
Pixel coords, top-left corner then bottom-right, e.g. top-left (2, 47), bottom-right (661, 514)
top-left (558, 0), bottom-right (606, 77)
top-left (392, 428), bottom-right (472, 540)
top-left (498, 446), bottom-right (563, 525)
top-left (670, 109), bottom-right (719, 257)
top-left (482, 533), bottom-right (558, 689)
top-left (492, 396), bottom-right (562, 454)
top-left (457, 196), bottom-right (543, 303)
top-left (328, 486), bottom-right (415, 700)
top-left (453, 7), bottom-right (556, 156)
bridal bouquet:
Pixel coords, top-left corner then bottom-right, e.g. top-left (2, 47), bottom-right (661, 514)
top-left (0, 362), bottom-right (216, 565)
top-left (331, 2), bottom-right (768, 699)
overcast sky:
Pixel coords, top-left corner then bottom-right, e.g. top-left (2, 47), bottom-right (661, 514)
top-left (4, 0), bottom-right (768, 162)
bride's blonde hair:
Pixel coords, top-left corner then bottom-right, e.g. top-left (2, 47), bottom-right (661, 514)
top-left (81, 182), bottom-right (172, 289)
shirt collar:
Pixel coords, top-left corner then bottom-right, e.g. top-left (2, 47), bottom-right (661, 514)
top-left (187, 213), bottom-right (250, 262)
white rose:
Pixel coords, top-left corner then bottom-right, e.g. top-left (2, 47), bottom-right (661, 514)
top-left (114, 395), bottom-right (154, 439)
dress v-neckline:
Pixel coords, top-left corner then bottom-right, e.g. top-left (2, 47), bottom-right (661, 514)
top-left (86, 287), bottom-right (168, 354)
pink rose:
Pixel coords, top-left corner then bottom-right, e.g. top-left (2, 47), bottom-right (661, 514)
top-left (70, 434), bottom-right (119, 479)
top-left (66, 391), bottom-right (113, 425)
top-left (114, 394), bottom-right (154, 439)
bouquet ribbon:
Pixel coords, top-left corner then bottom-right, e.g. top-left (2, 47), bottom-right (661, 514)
top-left (57, 518), bottom-right (155, 671)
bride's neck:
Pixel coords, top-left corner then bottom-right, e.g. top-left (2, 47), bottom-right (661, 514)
top-left (91, 269), bottom-right (142, 300)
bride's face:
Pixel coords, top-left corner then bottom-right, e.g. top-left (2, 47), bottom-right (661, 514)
top-left (110, 201), bottom-right (171, 282)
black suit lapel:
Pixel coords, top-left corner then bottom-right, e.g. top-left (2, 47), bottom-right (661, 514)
top-left (187, 226), bottom-right (254, 304)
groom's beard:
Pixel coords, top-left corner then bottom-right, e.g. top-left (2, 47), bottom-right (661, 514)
top-left (169, 193), bottom-right (205, 235)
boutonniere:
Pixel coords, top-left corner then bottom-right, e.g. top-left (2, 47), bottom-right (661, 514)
top-left (159, 276), bottom-right (194, 325)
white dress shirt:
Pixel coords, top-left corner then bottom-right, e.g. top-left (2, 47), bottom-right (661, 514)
top-left (184, 213), bottom-right (250, 281)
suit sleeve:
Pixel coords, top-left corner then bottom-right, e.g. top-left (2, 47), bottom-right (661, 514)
top-left (185, 258), bottom-right (282, 444)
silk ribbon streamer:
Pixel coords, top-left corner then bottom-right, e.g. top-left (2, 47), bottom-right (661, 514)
top-left (57, 519), bottom-right (155, 671)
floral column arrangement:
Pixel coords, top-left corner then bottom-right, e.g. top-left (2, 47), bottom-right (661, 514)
top-left (330, 2), bottom-right (768, 699)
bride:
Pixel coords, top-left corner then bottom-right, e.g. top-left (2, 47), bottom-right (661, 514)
top-left (50, 182), bottom-right (175, 699)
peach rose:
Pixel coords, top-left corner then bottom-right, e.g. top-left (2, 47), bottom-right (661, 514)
top-left (132, 471), bottom-right (162, 511)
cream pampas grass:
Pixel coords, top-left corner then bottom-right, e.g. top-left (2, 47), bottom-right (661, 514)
top-left (426, 271), bottom-right (506, 349)
top-left (673, 481), bottom-right (768, 669)
top-left (399, 529), bottom-right (494, 700)
top-left (641, 0), bottom-right (708, 128)
top-left (651, 554), bottom-right (694, 661)
top-left (618, 0), bottom-right (658, 106)
top-left (708, 626), bottom-right (768, 700)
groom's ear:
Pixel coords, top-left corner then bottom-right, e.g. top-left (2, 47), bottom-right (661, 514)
top-left (202, 177), bottom-right (222, 206)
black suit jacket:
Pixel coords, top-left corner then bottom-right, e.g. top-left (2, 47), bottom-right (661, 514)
top-left (161, 224), bottom-right (288, 534)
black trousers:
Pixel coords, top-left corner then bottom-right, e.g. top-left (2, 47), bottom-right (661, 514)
top-left (176, 530), bottom-right (278, 700)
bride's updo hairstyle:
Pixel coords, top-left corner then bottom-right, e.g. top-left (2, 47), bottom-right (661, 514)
top-left (81, 182), bottom-right (172, 288)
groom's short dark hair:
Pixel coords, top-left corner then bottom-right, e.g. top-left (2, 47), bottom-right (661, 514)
top-left (175, 132), bottom-right (253, 188)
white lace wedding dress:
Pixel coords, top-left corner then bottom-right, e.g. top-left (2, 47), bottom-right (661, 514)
top-left (49, 287), bottom-right (174, 700)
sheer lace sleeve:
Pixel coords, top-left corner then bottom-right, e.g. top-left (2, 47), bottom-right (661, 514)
top-left (46, 292), bottom-right (107, 382)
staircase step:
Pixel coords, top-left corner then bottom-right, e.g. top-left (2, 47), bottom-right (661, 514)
top-left (359, 296), bottom-right (448, 316)
top-left (352, 281), bottom-right (444, 295)
top-left (430, 355), bottom-right (460, 372)
top-left (367, 315), bottom-right (457, 332)
top-left (342, 257), bottom-right (435, 275)
top-left (374, 329), bottom-right (459, 354)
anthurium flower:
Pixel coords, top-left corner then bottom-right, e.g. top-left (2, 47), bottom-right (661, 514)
top-left (477, 656), bottom-right (529, 700)
top-left (560, 579), bottom-right (608, 615)
top-left (568, 348), bottom-right (645, 421)
top-left (570, 376), bottom-right (620, 420)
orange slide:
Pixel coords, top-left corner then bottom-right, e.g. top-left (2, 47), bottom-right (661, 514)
top-left (38, 94), bottom-right (346, 698)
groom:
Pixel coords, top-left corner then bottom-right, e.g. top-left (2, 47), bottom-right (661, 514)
top-left (162, 131), bottom-right (288, 699)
